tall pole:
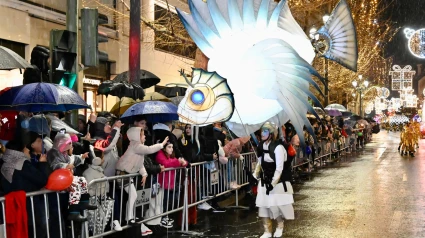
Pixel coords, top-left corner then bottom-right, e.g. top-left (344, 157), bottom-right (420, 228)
top-left (360, 90), bottom-right (363, 117)
top-left (324, 58), bottom-right (329, 106)
top-left (66, 0), bottom-right (79, 127)
top-left (129, 0), bottom-right (141, 84)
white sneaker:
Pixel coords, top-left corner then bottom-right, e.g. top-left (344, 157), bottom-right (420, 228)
top-left (197, 202), bottom-right (213, 210)
top-left (273, 228), bottom-right (283, 237)
top-left (160, 217), bottom-right (173, 228)
top-left (164, 217), bottom-right (174, 224)
top-left (141, 223), bottom-right (153, 236)
top-left (113, 220), bottom-right (122, 231)
top-left (260, 232), bottom-right (272, 238)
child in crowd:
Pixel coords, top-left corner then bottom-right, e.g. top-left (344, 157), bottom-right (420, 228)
top-left (116, 126), bottom-right (168, 233)
top-left (83, 148), bottom-right (122, 232)
top-left (47, 133), bottom-right (97, 221)
top-left (156, 142), bottom-right (187, 228)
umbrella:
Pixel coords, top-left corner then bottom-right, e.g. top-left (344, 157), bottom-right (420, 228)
top-left (0, 83), bottom-right (89, 112)
top-left (160, 83), bottom-right (188, 98)
top-left (350, 114), bottom-right (362, 121)
top-left (28, 115), bottom-right (50, 135)
top-left (313, 107), bottom-right (326, 115)
top-left (110, 97), bottom-right (140, 116)
top-left (97, 80), bottom-right (145, 100)
top-left (46, 114), bottom-right (81, 135)
top-left (325, 103), bottom-right (347, 112)
top-left (169, 96), bottom-right (184, 106)
top-left (113, 70), bottom-right (161, 89)
top-left (341, 111), bottom-right (353, 117)
top-left (357, 119), bottom-right (369, 126)
top-left (325, 109), bottom-right (342, 117)
top-left (114, 69), bottom-right (161, 88)
top-left (120, 101), bottom-right (178, 123)
top-left (0, 46), bottom-right (32, 70)
top-left (141, 92), bottom-right (171, 102)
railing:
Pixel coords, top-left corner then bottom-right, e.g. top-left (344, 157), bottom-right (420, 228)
top-left (0, 135), bottom-right (365, 238)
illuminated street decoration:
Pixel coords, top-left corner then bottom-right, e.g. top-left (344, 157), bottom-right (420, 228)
top-left (389, 65), bottom-right (415, 91)
top-left (176, 0), bottom-right (358, 140)
top-left (377, 87), bottom-right (390, 98)
top-left (404, 28), bottom-right (425, 58)
top-left (178, 68), bottom-right (235, 126)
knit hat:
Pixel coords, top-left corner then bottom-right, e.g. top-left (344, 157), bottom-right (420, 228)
top-left (92, 157), bottom-right (102, 166)
top-left (94, 117), bottom-right (109, 139)
top-left (53, 133), bottom-right (73, 152)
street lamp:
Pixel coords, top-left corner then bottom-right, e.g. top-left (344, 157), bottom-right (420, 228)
top-left (352, 75), bottom-right (369, 117)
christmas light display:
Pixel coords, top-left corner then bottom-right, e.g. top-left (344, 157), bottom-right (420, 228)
top-left (389, 65), bottom-right (415, 91)
top-left (404, 28), bottom-right (425, 58)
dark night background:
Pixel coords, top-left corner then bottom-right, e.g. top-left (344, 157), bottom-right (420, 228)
top-left (380, 0), bottom-right (425, 97)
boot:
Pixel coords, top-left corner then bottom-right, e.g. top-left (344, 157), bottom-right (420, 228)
top-left (260, 217), bottom-right (272, 238)
top-left (79, 194), bottom-right (97, 210)
top-left (67, 204), bottom-right (87, 222)
top-left (273, 217), bottom-right (284, 237)
top-left (397, 145), bottom-right (400, 151)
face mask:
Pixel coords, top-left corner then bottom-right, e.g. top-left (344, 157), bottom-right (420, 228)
top-left (261, 130), bottom-right (269, 137)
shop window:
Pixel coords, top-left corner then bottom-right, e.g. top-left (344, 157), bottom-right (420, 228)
top-left (154, 5), bottom-right (196, 59)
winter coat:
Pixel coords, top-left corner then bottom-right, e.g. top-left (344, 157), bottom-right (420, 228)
top-left (1, 149), bottom-right (47, 194)
top-left (177, 133), bottom-right (215, 164)
top-left (116, 127), bottom-right (163, 177)
top-left (156, 150), bottom-right (182, 190)
top-left (83, 165), bottom-right (109, 196)
top-left (153, 123), bottom-right (183, 158)
top-left (94, 127), bottom-right (120, 177)
top-left (47, 148), bottom-right (84, 172)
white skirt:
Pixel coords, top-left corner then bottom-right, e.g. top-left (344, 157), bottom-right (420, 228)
top-left (256, 181), bottom-right (295, 220)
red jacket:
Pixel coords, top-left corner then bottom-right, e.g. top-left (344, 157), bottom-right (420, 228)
top-left (5, 191), bottom-right (28, 238)
top-left (156, 150), bottom-right (183, 190)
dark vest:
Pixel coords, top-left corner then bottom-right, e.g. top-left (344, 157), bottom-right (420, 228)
top-left (257, 141), bottom-right (292, 194)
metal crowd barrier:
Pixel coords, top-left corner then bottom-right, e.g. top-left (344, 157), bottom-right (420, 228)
top-left (84, 167), bottom-right (187, 238)
top-left (0, 141), bottom-right (368, 237)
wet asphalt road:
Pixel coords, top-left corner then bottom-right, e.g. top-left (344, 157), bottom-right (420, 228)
top-left (167, 131), bottom-right (425, 238)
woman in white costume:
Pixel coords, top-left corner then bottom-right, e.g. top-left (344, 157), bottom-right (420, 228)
top-left (254, 122), bottom-right (294, 238)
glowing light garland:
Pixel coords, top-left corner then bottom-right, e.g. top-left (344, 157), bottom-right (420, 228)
top-left (404, 28), bottom-right (425, 58)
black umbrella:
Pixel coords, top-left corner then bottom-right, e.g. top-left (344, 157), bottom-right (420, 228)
top-left (0, 46), bottom-right (32, 70)
top-left (160, 83), bottom-right (187, 98)
top-left (350, 114), bottom-right (362, 121)
top-left (97, 80), bottom-right (145, 100)
top-left (114, 70), bottom-right (160, 89)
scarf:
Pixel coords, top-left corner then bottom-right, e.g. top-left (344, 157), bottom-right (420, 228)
top-left (1, 149), bottom-right (28, 183)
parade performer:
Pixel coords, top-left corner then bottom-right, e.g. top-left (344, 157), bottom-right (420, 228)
top-left (253, 122), bottom-right (294, 238)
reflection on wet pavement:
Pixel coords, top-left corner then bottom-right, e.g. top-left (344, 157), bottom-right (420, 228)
top-left (161, 132), bottom-right (425, 238)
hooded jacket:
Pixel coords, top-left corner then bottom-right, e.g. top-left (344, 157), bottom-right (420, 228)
top-left (47, 133), bottom-right (84, 172)
top-left (116, 127), bottom-right (163, 177)
top-left (83, 159), bottom-right (108, 196)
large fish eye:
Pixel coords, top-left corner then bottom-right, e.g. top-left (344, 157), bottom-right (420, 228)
top-left (190, 90), bottom-right (205, 105)
top-left (186, 86), bottom-right (215, 111)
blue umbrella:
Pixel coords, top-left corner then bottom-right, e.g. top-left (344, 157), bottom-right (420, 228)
top-left (120, 101), bottom-right (178, 123)
top-left (0, 83), bottom-right (89, 112)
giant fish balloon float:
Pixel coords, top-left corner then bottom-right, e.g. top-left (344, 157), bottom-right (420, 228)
top-left (176, 0), bottom-right (358, 145)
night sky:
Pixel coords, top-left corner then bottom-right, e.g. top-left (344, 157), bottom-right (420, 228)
top-left (381, 0), bottom-right (425, 65)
